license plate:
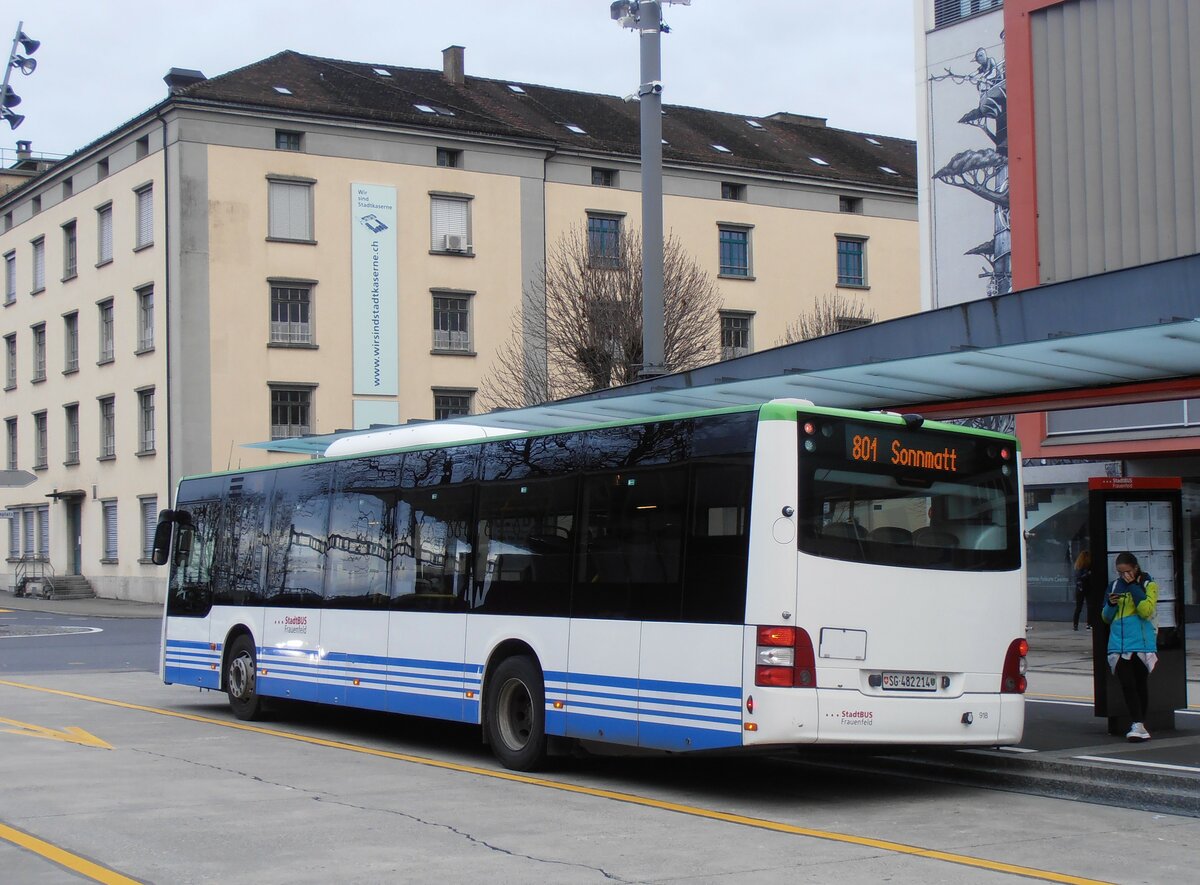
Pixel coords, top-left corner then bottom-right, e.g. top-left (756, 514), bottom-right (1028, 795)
top-left (881, 671), bottom-right (938, 691)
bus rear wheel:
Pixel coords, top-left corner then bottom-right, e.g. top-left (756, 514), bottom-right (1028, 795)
top-left (486, 656), bottom-right (547, 771)
top-left (226, 635), bottom-right (264, 721)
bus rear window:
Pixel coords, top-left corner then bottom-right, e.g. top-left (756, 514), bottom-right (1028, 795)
top-left (797, 418), bottom-right (1019, 571)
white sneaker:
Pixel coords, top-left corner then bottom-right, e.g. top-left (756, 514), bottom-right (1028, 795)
top-left (1125, 722), bottom-right (1151, 741)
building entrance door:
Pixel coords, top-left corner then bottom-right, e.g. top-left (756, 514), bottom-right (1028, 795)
top-left (66, 500), bottom-right (82, 575)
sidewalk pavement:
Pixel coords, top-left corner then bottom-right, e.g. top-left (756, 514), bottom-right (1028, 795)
top-left (0, 589), bottom-right (162, 619)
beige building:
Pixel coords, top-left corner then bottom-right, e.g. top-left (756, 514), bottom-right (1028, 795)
top-left (0, 48), bottom-right (918, 602)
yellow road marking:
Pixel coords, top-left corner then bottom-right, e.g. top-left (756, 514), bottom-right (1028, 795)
top-left (1029, 692), bottom-right (1093, 702)
top-left (0, 715), bottom-right (112, 749)
top-left (0, 821), bottom-right (142, 884)
top-left (0, 608), bottom-right (12, 612)
top-left (0, 678), bottom-right (1112, 885)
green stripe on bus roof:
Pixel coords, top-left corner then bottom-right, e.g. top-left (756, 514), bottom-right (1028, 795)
top-left (177, 401), bottom-right (1015, 483)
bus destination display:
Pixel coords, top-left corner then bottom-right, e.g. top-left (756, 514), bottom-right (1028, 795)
top-left (846, 424), bottom-right (965, 473)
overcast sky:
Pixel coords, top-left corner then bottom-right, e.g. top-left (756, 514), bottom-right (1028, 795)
top-left (5, 1), bottom-right (917, 161)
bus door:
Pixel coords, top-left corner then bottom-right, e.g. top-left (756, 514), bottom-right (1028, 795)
top-left (259, 463), bottom-right (332, 704)
top-left (162, 475), bottom-right (226, 688)
top-left (567, 470), bottom-right (645, 746)
top-left (318, 457), bottom-right (399, 711)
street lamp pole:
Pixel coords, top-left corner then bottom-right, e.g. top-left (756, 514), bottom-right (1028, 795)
top-left (612, 0), bottom-right (690, 379)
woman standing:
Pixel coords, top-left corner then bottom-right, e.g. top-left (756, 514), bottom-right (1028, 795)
top-left (1101, 551), bottom-right (1158, 741)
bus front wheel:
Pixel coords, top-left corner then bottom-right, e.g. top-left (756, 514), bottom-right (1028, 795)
top-left (485, 656), bottom-right (547, 771)
top-left (225, 635), bottom-right (264, 721)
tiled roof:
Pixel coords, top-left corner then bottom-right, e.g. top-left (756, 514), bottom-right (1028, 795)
top-left (177, 51), bottom-right (915, 191)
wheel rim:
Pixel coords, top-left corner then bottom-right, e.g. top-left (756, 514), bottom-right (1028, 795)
top-left (496, 677), bottom-right (533, 751)
top-left (228, 651), bottom-right (255, 701)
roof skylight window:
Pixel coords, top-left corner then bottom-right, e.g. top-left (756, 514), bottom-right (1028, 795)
top-left (809, 156), bottom-right (830, 166)
top-left (273, 86), bottom-right (293, 95)
top-left (432, 106), bottom-right (456, 117)
top-left (712, 144), bottom-right (732, 153)
top-left (374, 68), bottom-right (392, 77)
top-left (745, 119), bottom-right (764, 129)
top-left (866, 136), bottom-right (882, 145)
top-left (879, 165), bottom-right (899, 175)
top-left (415, 104), bottom-right (437, 114)
top-left (507, 84), bottom-right (526, 93)
top-left (565, 123), bottom-right (587, 135)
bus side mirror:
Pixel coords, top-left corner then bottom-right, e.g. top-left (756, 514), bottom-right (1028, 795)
top-left (151, 520), bottom-right (174, 566)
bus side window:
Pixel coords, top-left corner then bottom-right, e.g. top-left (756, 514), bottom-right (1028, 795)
top-left (166, 476), bottom-right (227, 618)
top-left (263, 463), bottom-right (332, 608)
top-left (681, 460), bottom-right (753, 624)
top-left (213, 472), bottom-right (274, 607)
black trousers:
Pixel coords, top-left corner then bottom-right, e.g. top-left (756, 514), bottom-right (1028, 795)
top-left (1072, 590), bottom-right (1088, 627)
top-left (1114, 655), bottom-right (1150, 722)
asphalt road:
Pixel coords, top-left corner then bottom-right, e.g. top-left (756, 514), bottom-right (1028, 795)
top-left (0, 608), bottom-right (160, 673)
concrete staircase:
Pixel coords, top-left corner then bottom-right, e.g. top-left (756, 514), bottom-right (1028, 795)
top-left (46, 574), bottom-right (96, 600)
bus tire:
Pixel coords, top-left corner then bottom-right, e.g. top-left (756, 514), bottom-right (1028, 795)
top-left (225, 635), bottom-right (264, 721)
top-left (485, 655), bottom-right (547, 771)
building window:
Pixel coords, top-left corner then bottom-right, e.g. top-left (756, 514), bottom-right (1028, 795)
top-left (836, 236), bottom-right (867, 287)
top-left (430, 194), bottom-right (471, 253)
top-left (4, 251), bottom-right (14, 304)
top-left (101, 500), bottom-right (118, 562)
top-left (31, 195), bottom-right (40, 214)
top-left (592, 167), bottom-right (617, 187)
top-left (97, 157), bottom-right (109, 179)
top-left (137, 388), bottom-right (155, 454)
top-left (137, 286), bottom-right (154, 351)
top-left (433, 389), bottom-right (473, 420)
top-left (275, 130), bottom-right (303, 151)
top-left (63, 178), bottom-right (74, 199)
top-left (97, 203), bottom-right (113, 265)
top-left (720, 312), bottom-right (753, 360)
top-left (436, 147), bottom-right (462, 168)
top-left (587, 214), bottom-right (622, 268)
top-left (718, 226), bottom-right (751, 277)
top-left (99, 396), bottom-right (116, 459)
top-left (270, 385), bottom-right (313, 439)
top-left (37, 505), bottom-right (48, 559)
top-left (432, 293), bottom-right (472, 353)
top-left (31, 237), bottom-right (45, 292)
top-left (721, 182), bottom-right (745, 201)
top-left (135, 185), bottom-right (153, 249)
top-left (4, 334), bottom-right (14, 389)
top-left (64, 403), bottom-right (79, 464)
top-left (268, 178), bottom-right (315, 241)
top-left (136, 136), bottom-right (149, 160)
top-left (836, 316), bottom-right (872, 332)
top-left (32, 411), bottom-right (46, 469)
top-left (269, 284), bottom-right (313, 344)
top-left (140, 496), bottom-right (158, 561)
top-left (934, 0), bottom-right (1003, 29)
top-left (5, 417), bottom-right (16, 470)
top-left (62, 220), bottom-right (78, 279)
top-left (839, 196), bottom-right (863, 214)
top-left (98, 299), bottom-right (114, 363)
top-left (31, 323), bottom-right (45, 382)
top-left (63, 312), bottom-right (79, 373)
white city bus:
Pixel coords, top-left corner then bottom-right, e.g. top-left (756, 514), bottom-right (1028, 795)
top-left (155, 400), bottom-right (1026, 770)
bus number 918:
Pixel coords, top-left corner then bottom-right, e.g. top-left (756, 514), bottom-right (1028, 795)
top-left (851, 434), bottom-right (879, 462)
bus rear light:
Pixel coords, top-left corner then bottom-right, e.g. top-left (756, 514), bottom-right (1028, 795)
top-left (1001, 637), bottom-right (1028, 693)
top-left (744, 722), bottom-right (758, 731)
top-left (803, 421), bottom-right (816, 435)
top-left (746, 695), bottom-right (754, 714)
top-left (755, 626), bottom-right (816, 688)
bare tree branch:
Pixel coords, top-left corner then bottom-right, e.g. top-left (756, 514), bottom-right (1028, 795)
top-left (778, 290), bottom-right (878, 345)
top-left (479, 225), bottom-right (721, 410)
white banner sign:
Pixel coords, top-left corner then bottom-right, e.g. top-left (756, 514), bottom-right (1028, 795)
top-left (351, 184), bottom-right (398, 396)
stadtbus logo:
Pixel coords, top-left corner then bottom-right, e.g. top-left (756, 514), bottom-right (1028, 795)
top-left (274, 615), bottom-right (308, 634)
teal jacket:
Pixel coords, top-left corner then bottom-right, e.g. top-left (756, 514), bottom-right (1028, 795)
top-left (1101, 573), bottom-right (1158, 655)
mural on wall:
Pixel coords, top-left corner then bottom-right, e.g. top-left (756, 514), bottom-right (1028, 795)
top-left (931, 38), bottom-right (1010, 298)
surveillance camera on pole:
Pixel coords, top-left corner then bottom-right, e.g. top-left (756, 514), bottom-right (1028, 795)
top-left (611, 0), bottom-right (691, 379)
top-left (1, 21), bottom-right (39, 131)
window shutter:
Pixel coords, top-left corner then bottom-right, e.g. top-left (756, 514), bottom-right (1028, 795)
top-left (22, 510), bottom-right (34, 557)
top-left (269, 181), bottom-right (312, 240)
top-left (38, 506), bottom-right (48, 558)
top-left (136, 188), bottom-right (153, 247)
top-left (430, 197), bottom-right (468, 249)
top-left (9, 513), bottom-right (19, 557)
top-left (99, 207), bottom-right (113, 260)
top-left (141, 498), bottom-right (157, 560)
top-left (103, 502), bottom-right (118, 560)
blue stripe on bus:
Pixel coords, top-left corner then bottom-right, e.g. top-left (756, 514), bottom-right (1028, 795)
top-left (638, 720), bottom-right (743, 751)
top-left (566, 686), bottom-right (740, 713)
top-left (563, 711), bottom-right (639, 744)
top-left (547, 669), bottom-right (741, 699)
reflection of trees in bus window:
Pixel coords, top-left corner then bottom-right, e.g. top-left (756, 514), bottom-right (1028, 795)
top-left (481, 433), bottom-right (586, 481)
top-left (325, 457), bottom-right (400, 608)
top-left (264, 463), bottom-right (331, 607)
top-left (588, 420), bottom-right (693, 469)
top-left (213, 472), bottom-right (274, 606)
top-left (167, 475), bottom-right (226, 617)
top-left (474, 475), bottom-right (576, 615)
top-left (392, 485), bottom-right (473, 609)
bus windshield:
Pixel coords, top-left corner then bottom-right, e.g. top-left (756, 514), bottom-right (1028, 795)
top-left (797, 416), bottom-right (1020, 571)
